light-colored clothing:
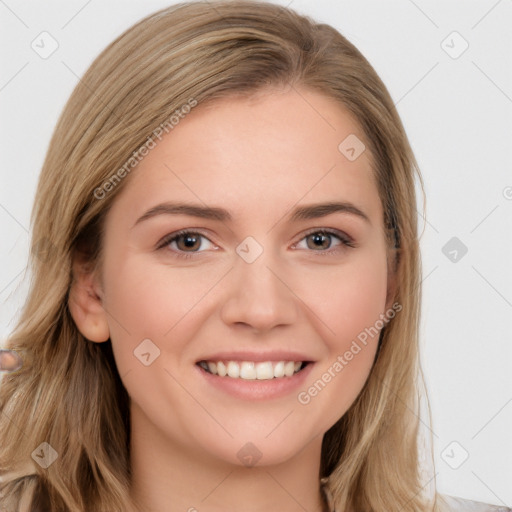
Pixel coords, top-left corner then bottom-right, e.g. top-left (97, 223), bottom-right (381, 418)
top-left (439, 494), bottom-right (512, 511)
top-left (321, 483), bottom-right (511, 512)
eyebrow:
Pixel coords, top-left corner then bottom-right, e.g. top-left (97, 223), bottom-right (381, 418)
top-left (133, 201), bottom-right (371, 227)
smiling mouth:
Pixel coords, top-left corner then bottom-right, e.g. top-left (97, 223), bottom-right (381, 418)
top-left (197, 360), bottom-right (310, 380)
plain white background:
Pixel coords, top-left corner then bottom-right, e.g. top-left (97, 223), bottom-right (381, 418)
top-left (1, 0), bottom-right (511, 506)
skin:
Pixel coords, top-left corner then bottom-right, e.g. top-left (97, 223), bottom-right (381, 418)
top-left (0, 350), bottom-right (22, 372)
top-left (69, 86), bottom-right (396, 512)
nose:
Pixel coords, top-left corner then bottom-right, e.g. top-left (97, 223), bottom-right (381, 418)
top-left (219, 254), bottom-right (299, 334)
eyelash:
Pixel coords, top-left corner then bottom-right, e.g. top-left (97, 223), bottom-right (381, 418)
top-left (157, 228), bottom-right (356, 260)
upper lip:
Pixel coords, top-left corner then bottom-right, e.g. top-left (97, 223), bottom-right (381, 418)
top-left (196, 351), bottom-right (315, 363)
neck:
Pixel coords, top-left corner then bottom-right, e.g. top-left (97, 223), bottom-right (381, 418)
top-left (127, 405), bottom-right (328, 512)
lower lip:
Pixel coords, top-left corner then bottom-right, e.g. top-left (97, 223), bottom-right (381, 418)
top-left (195, 362), bottom-right (315, 401)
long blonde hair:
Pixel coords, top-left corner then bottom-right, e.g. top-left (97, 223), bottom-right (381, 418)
top-left (0, 1), bottom-right (437, 510)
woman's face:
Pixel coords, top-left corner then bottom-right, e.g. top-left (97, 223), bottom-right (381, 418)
top-left (96, 87), bottom-right (394, 467)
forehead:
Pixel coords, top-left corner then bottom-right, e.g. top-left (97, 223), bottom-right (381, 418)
top-left (111, 87), bottom-right (383, 225)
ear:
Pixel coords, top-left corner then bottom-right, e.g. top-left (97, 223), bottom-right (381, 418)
top-left (68, 253), bottom-right (110, 343)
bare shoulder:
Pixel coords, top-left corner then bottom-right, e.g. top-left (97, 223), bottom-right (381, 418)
top-left (439, 494), bottom-right (512, 512)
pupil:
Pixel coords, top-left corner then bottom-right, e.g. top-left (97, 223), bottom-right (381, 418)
top-left (309, 233), bottom-right (329, 250)
top-left (181, 235), bottom-right (199, 250)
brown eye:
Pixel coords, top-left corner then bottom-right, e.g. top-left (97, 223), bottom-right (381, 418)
top-left (294, 229), bottom-right (354, 254)
top-left (159, 230), bottom-right (215, 255)
top-left (305, 232), bottom-right (333, 250)
top-left (175, 233), bottom-right (202, 251)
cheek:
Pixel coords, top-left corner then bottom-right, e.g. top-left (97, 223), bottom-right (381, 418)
top-left (295, 249), bottom-right (389, 346)
top-left (330, 262), bottom-right (388, 345)
top-left (293, 250), bottom-right (388, 423)
top-left (100, 254), bottom-right (224, 368)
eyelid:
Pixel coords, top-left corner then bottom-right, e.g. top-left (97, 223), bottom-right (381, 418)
top-left (292, 227), bottom-right (356, 249)
top-left (299, 227), bottom-right (355, 243)
top-left (156, 226), bottom-right (356, 256)
top-left (156, 228), bottom-right (217, 252)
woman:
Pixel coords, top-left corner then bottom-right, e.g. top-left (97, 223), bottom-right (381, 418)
top-left (0, 1), bottom-right (509, 511)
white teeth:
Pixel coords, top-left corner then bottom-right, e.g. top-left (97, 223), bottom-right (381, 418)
top-left (274, 361), bottom-right (285, 378)
top-left (227, 361), bottom-right (240, 378)
top-left (239, 361), bottom-right (256, 380)
top-left (217, 361), bottom-right (227, 377)
top-left (284, 361), bottom-right (295, 377)
top-left (256, 362), bottom-right (273, 380)
top-left (199, 360), bottom-right (305, 380)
